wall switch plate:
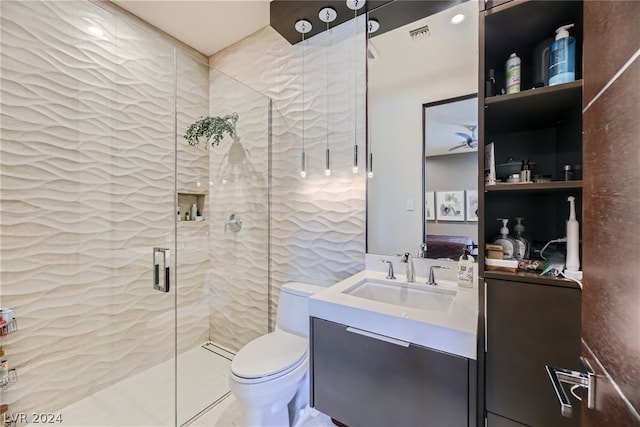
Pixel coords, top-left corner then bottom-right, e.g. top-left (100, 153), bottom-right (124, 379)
top-left (406, 198), bottom-right (415, 211)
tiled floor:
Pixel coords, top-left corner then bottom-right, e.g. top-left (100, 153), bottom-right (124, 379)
top-left (38, 342), bottom-right (333, 427)
top-left (42, 343), bottom-right (232, 427)
top-left (188, 394), bottom-right (334, 427)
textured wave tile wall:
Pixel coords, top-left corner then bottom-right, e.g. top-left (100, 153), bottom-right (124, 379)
top-left (0, 0), bottom-right (208, 415)
top-left (206, 70), bottom-right (270, 351)
top-left (176, 51), bottom-right (211, 354)
top-left (211, 22), bottom-right (367, 326)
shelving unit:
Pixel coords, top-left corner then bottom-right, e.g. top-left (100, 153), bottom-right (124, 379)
top-left (480, 0), bottom-right (584, 273)
top-left (479, 1), bottom-right (584, 426)
top-left (1, 311), bottom-right (19, 423)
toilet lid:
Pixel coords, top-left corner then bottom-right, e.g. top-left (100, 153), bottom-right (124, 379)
top-left (231, 331), bottom-right (307, 379)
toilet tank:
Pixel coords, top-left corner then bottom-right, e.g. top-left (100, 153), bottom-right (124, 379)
top-left (276, 282), bottom-right (325, 337)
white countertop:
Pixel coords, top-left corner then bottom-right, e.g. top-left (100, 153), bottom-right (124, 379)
top-left (310, 270), bottom-right (479, 359)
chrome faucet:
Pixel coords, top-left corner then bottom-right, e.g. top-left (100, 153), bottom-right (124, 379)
top-left (400, 252), bottom-right (415, 283)
top-left (418, 243), bottom-right (427, 258)
top-left (380, 260), bottom-right (396, 279)
top-left (427, 265), bottom-right (449, 286)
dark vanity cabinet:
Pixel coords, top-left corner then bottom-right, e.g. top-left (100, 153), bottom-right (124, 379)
top-left (310, 318), bottom-right (476, 427)
top-left (479, 1), bottom-right (585, 426)
top-left (485, 278), bottom-right (581, 427)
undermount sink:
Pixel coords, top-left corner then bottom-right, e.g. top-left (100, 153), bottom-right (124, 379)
top-left (344, 279), bottom-right (456, 312)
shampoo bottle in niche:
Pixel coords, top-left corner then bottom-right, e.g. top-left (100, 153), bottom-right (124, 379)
top-left (457, 248), bottom-right (475, 289)
top-left (190, 203), bottom-right (198, 221)
top-left (494, 218), bottom-right (517, 260)
top-left (549, 24), bottom-right (576, 86)
top-left (506, 53), bottom-right (521, 94)
top-left (565, 196), bottom-right (580, 271)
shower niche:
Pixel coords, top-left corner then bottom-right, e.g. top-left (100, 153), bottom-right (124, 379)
top-left (177, 193), bottom-right (207, 223)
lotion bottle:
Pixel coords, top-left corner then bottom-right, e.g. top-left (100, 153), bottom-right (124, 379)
top-left (190, 203), bottom-right (198, 221)
top-left (457, 248), bottom-right (475, 289)
top-left (513, 217), bottom-right (531, 260)
top-left (494, 218), bottom-right (517, 260)
top-left (549, 24), bottom-right (576, 86)
top-left (506, 53), bottom-right (521, 94)
top-left (566, 196), bottom-right (580, 271)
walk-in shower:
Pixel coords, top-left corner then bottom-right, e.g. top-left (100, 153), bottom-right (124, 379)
top-left (0, 1), bottom-right (271, 425)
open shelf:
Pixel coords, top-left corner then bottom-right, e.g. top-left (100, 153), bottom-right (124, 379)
top-left (485, 180), bottom-right (582, 192)
top-left (483, 270), bottom-right (580, 289)
top-left (485, 80), bottom-right (582, 133)
top-left (0, 318), bottom-right (17, 337)
top-left (177, 192), bottom-right (206, 222)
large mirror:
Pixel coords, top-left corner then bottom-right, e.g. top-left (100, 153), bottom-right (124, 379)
top-left (367, 0), bottom-right (479, 257)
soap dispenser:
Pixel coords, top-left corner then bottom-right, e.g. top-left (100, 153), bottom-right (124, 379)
top-left (457, 248), bottom-right (475, 289)
top-left (494, 218), bottom-right (517, 260)
top-left (549, 24), bottom-right (576, 86)
top-left (513, 217), bottom-right (531, 260)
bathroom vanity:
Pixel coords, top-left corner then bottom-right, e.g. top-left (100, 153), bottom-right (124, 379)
top-left (309, 270), bottom-right (478, 426)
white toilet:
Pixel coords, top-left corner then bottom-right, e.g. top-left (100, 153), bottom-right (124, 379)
top-left (229, 282), bottom-right (325, 427)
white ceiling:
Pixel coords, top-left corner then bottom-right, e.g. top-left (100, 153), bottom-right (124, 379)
top-left (111, 0), bottom-right (271, 56)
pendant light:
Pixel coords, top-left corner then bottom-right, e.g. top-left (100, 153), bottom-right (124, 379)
top-left (347, 0), bottom-right (366, 173)
top-left (295, 19), bottom-right (312, 178)
top-left (367, 15), bottom-right (378, 178)
top-left (319, 7), bottom-right (337, 177)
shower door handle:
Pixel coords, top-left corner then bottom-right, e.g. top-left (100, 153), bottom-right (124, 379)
top-left (153, 247), bottom-right (170, 293)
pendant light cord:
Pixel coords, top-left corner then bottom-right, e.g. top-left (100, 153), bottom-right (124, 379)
top-left (302, 31), bottom-right (305, 154)
top-left (326, 19), bottom-right (329, 153)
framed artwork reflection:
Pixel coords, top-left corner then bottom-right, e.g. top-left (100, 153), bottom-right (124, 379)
top-left (436, 191), bottom-right (465, 222)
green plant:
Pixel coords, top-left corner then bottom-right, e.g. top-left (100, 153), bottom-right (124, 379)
top-left (184, 116), bottom-right (234, 147)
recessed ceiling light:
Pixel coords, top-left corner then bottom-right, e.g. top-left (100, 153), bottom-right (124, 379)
top-left (87, 25), bottom-right (104, 37)
top-left (451, 14), bottom-right (465, 24)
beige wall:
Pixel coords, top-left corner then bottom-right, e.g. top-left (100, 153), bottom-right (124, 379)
top-left (0, 0), bottom-right (210, 414)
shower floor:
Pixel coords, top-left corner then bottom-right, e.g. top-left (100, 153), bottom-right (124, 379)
top-left (40, 343), bottom-right (233, 427)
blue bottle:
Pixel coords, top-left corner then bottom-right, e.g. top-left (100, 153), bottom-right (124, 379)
top-left (549, 24), bottom-right (576, 86)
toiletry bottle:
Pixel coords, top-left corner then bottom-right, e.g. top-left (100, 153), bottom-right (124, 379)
top-left (506, 53), bottom-right (521, 94)
top-left (520, 160), bottom-right (532, 183)
top-left (494, 218), bottom-right (517, 259)
top-left (485, 69), bottom-right (496, 97)
top-left (185, 211), bottom-right (190, 221)
top-left (177, 207), bottom-right (181, 222)
top-left (566, 196), bottom-right (580, 271)
top-left (549, 24), bottom-right (576, 86)
top-left (564, 164), bottom-right (573, 181)
top-left (457, 248), bottom-right (475, 289)
top-left (190, 203), bottom-right (197, 221)
top-left (513, 217), bottom-right (531, 259)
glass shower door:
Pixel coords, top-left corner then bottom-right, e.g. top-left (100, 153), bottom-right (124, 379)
top-left (0, 1), bottom-right (177, 425)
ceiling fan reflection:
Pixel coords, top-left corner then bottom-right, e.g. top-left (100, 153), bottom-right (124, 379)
top-left (449, 125), bottom-right (477, 151)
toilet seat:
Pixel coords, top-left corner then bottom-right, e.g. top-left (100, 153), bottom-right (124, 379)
top-left (231, 331), bottom-right (308, 384)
